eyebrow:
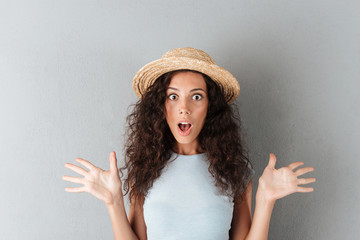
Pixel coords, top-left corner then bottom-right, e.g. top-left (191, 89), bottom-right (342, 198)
top-left (167, 87), bottom-right (206, 93)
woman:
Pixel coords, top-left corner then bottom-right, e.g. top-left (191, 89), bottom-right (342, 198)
top-left (63, 47), bottom-right (316, 240)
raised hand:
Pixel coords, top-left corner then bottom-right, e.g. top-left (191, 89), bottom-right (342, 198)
top-left (258, 153), bottom-right (316, 202)
top-left (62, 151), bottom-right (123, 205)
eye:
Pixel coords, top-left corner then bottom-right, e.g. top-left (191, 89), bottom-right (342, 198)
top-left (168, 94), bottom-right (177, 100)
top-left (192, 94), bottom-right (203, 100)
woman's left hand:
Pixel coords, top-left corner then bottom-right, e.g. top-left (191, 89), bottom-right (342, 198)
top-left (258, 153), bottom-right (316, 202)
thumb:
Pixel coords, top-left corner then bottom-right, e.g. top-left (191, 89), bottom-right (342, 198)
top-left (109, 151), bottom-right (118, 173)
top-left (267, 153), bottom-right (277, 169)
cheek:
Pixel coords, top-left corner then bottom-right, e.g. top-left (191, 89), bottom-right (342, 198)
top-left (164, 102), bottom-right (170, 116)
top-left (201, 111), bottom-right (208, 123)
top-left (165, 103), bottom-right (175, 121)
top-left (198, 103), bottom-right (208, 119)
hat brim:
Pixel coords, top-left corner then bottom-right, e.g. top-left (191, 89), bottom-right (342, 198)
top-left (132, 57), bottom-right (240, 104)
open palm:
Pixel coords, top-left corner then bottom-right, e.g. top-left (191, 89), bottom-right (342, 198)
top-left (258, 153), bottom-right (316, 201)
top-left (63, 152), bottom-right (122, 205)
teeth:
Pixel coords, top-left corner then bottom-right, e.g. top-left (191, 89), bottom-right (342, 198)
top-left (179, 122), bottom-right (190, 125)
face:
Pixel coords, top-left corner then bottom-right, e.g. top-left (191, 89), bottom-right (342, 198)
top-left (165, 71), bottom-right (208, 153)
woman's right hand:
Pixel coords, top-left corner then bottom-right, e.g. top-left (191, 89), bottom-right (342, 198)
top-left (63, 151), bottom-right (123, 206)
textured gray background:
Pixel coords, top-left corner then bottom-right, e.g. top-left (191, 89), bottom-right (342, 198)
top-left (0, 0), bottom-right (359, 239)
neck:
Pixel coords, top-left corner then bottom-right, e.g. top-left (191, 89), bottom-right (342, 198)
top-left (172, 143), bottom-right (205, 155)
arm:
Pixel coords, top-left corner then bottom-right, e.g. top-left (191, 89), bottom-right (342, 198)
top-left (229, 180), bottom-right (253, 240)
top-left (127, 181), bottom-right (147, 240)
top-left (230, 153), bottom-right (316, 240)
top-left (106, 195), bottom-right (140, 240)
top-left (229, 180), bottom-right (275, 240)
top-left (243, 181), bottom-right (275, 240)
top-left (63, 151), bottom-right (140, 240)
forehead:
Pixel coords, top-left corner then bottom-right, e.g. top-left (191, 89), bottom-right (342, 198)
top-left (168, 71), bottom-right (207, 91)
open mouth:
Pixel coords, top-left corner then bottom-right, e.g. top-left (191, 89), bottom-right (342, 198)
top-left (178, 123), bottom-right (191, 132)
top-left (177, 123), bottom-right (192, 136)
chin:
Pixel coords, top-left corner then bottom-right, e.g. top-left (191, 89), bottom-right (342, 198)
top-left (174, 138), bottom-right (196, 145)
top-left (171, 131), bottom-right (197, 144)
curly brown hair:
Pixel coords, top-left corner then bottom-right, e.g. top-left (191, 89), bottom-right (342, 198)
top-left (119, 69), bottom-right (253, 206)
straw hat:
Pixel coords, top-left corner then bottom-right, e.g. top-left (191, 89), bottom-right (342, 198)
top-left (132, 47), bottom-right (240, 104)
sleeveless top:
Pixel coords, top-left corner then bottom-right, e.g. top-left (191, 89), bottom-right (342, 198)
top-left (143, 151), bottom-right (254, 240)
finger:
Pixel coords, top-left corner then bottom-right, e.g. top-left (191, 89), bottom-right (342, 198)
top-left (75, 158), bottom-right (97, 171)
top-left (294, 167), bottom-right (314, 177)
top-left (109, 151), bottom-right (118, 173)
top-left (65, 186), bottom-right (86, 193)
top-left (288, 161), bottom-right (304, 171)
top-left (298, 177), bottom-right (316, 185)
top-left (296, 186), bottom-right (314, 193)
top-left (64, 163), bottom-right (88, 176)
top-left (267, 153), bottom-right (277, 169)
top-left (62, 175), bottom-right (84, 185)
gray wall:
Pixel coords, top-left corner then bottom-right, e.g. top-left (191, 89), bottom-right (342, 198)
top-left (0, 0), bottom-right (359, 239)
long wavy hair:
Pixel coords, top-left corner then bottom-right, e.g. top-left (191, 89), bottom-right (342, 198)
top-left (119, 69), bottom-right (253, 206)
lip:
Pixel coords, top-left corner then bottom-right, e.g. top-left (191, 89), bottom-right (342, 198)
top-left (177, 119), bottom-right (192, 125)
top-left (177, 120), bottom-right (192, 136)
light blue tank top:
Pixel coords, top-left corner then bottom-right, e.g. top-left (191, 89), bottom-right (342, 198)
top-left (143, 151), bottom-right (238, 240)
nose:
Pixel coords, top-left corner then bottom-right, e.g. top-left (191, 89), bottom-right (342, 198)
top-left (179, 108), bottom-right (190, 115)
top-left (178, 99), bottom-right (191, 115)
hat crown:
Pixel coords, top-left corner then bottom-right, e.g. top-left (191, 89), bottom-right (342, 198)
top-left (161, 47), bottom-right (216, 64)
